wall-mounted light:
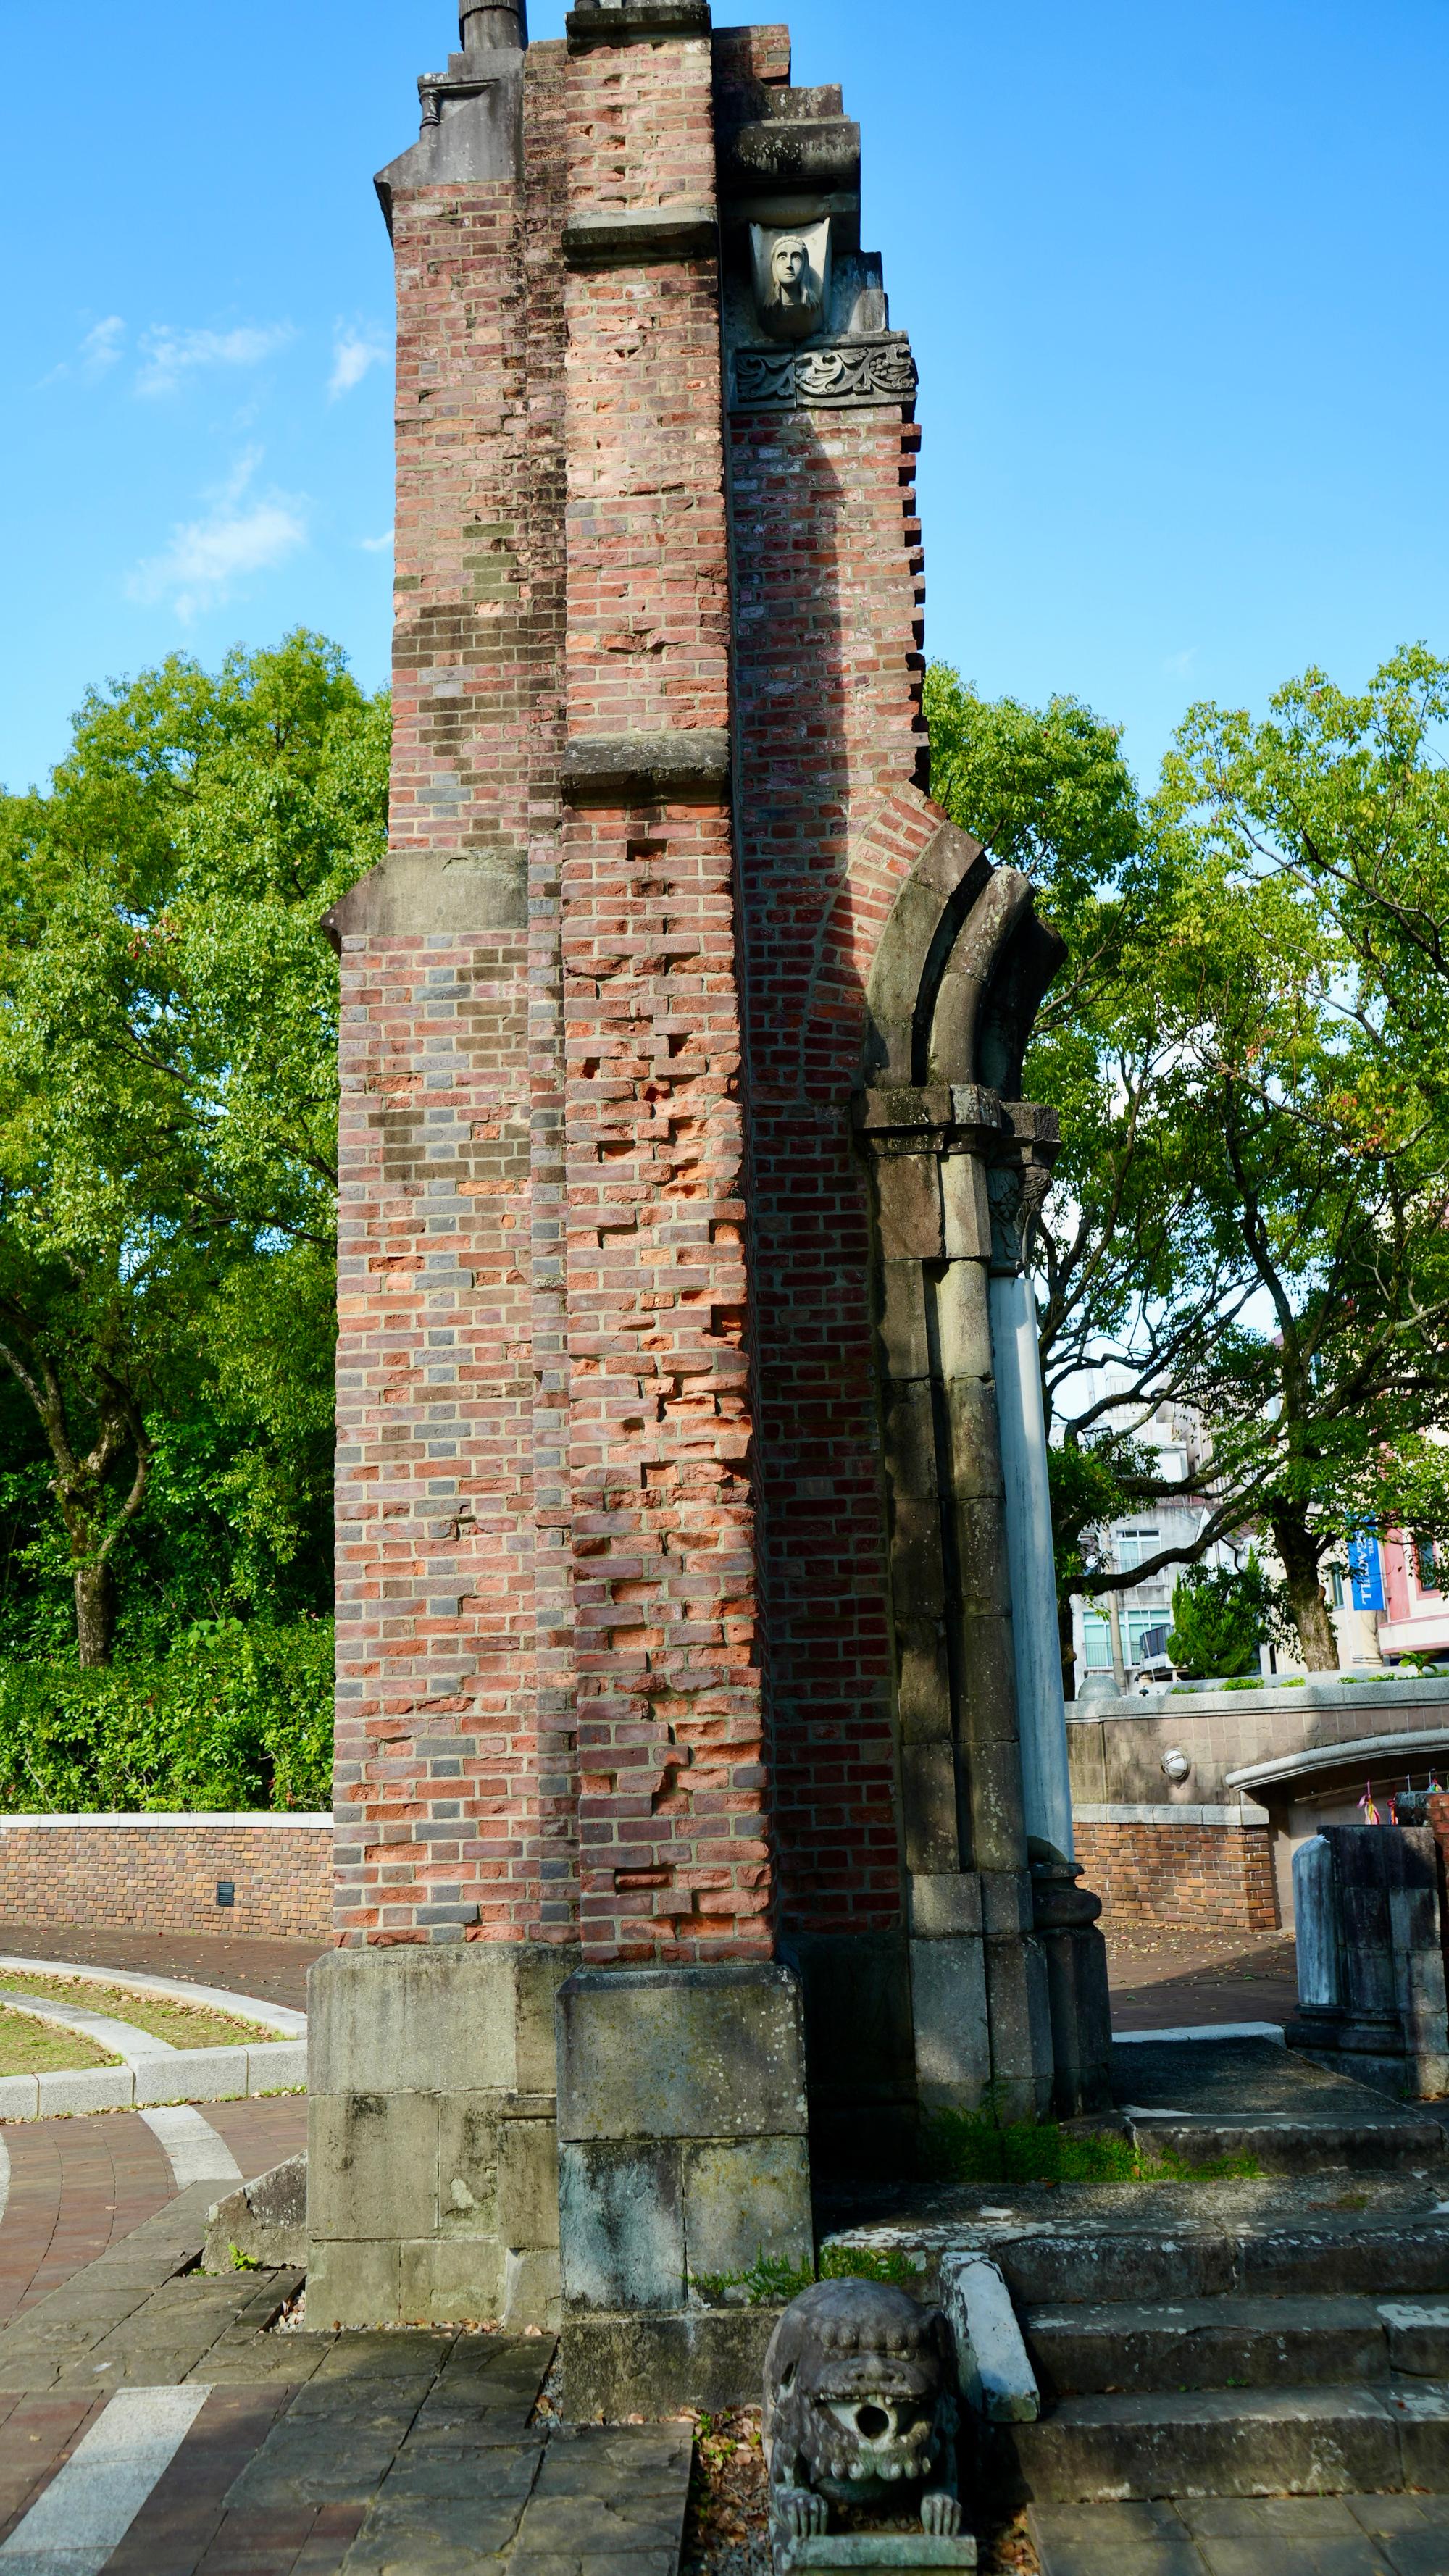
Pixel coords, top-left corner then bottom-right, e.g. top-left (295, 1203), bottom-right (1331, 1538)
top-left (1161, 1748), bottom-right (1192, 1785)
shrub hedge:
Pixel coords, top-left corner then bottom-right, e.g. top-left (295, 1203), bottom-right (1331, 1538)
top-left (0, 1618), bottom-right (333, 1813)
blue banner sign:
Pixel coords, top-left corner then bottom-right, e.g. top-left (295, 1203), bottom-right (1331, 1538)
top-left (1346, 1524), bottom-right (1385, 1613)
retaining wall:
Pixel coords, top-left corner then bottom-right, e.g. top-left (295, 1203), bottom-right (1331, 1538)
top-left (1074, 1802), bottom-right (1280, 1936)
top-left (0, 1814), bottom-right (333, 1943)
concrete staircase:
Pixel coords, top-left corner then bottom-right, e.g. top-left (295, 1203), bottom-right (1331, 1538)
top-left (1004, 2037), bottom-right (1449, 2503)
top-left (827, 2036), bottom-right (1449, 2571)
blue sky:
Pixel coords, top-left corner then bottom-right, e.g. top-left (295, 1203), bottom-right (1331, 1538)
top-left (4, 0), bottom-right (1447, 794)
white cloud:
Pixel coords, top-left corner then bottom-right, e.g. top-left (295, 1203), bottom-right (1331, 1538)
top-left (135, 322), bottom-right (296, 398)
top-left (128, 453), bottom-right (307, 621)
top-left (1163, 648), bottom-right (1198, 678)
top-left (80, 316), bottom-right (125, 376)
top-left (40, 315), bottom-right (126, 388)
top-left (359, 530), bottom-right (394, 553)
top-left (330, 326), bottom-right (391, 399)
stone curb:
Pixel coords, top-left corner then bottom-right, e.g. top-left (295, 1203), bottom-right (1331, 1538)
top-left (0, 2036), bottom-right (306, 2121)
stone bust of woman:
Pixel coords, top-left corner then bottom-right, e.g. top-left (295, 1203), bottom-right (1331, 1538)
top-left (753, 222), bottom-right (829, 341)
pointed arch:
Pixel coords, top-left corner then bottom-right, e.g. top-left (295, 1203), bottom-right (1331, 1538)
top-left (861, 818), bottom-right (1066, 1094)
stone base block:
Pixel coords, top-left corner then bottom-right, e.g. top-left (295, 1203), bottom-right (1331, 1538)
top-left (306, 2230), bottom-right (507, 2330)
top-left (561, 2304), bottom-right (780, 2420)
top-left (201, 2153), bottom-right (307, 2275)
top-left (306, 1940), bottom-right (576, 2330)
top-left (556, 1961), bottom-right (814, 2417)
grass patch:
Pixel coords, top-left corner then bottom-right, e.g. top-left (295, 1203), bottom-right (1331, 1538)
top-left (923, 2109), bottom-right (1261, 2187)
top-left (0, 2004), bottom-right (120, 2077)
top-left (689, 2243), bottom-right (924, 2307)
top-left (0, 1970), bottom-right (272, 2050)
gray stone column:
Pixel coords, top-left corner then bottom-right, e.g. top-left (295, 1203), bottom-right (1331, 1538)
top-left (306, 1944), bottom-right (575, 2328)
top-left (987, 1214), bottom-right (1073, 1868)
top-left (856, 1085), bottom-right (1053, 2123)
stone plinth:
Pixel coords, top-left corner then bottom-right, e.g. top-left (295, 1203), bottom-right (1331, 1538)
top-left (1287, 1826), bottom-right (1449, 2099)
top-left (556, 1962), bottom-right (811, 2414)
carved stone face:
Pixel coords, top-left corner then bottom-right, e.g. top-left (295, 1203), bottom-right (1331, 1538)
top-left (751, 219), bottom-right (831, 343)
top-left (771, 235), bottom-right (811, 304)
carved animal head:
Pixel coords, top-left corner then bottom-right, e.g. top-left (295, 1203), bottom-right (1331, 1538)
top-left (764, 2278), bottom-right (954, 2504)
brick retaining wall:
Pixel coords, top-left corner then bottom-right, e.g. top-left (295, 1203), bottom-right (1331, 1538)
top-left (0, 1815), bottom-right (333, 1943)
top-left (1074, 1813), bottom-right (1280, 1936)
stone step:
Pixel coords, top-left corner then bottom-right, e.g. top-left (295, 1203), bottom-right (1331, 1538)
top-left (1024, 2292), bottom-right (1449, 2396)
top-left (990, 2212), bottom-right (1449, 2307)
top-left (1009, 2379), bottom-right (1449, 2504)
top-left (1122, 2106), bottom-right (1449, 2174)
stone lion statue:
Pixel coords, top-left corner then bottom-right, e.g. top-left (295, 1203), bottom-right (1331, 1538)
top-left (762, 2276), bottom-right (962, 2546)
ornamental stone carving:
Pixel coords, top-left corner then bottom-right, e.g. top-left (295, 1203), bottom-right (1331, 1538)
top-left (763, 2278), bottom-right (963, 2559)
top-left (750, 217), bottom-right (832, 341)
top-left (732, 335), bottom-right (918, 411)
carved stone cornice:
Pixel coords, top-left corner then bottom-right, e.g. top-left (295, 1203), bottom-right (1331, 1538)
top-left (560, 730), bottom-right (731, 803)
top-left (563, 206), bottom-right (717, 266)
top-left (566, 0), bottom-right (710, 46)
top-left (731, 332), bottom-right (916, 411)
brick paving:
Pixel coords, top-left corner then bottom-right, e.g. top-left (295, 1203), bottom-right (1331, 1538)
top-left (0, 2096), bottom-right (306, 2330)
top-left (0, 2173), bottom-right (692, 2575)
top-left (0, 2110), bottom-right (175, 2320)
top-left (0, 1923), bottom-right (325, 2015)
top-left (203, 2097), bottom-right (309, 2174)
top-left (0, 2390), bottom-right (108, 2542)
top-left (1108, 1931), bottom-right (1298, 2033)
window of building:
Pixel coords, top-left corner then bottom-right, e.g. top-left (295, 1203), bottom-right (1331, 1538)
top-left (1116, 1526), bottom-right (1161, 1571)
top-left (1082, 1614), bottom-right (1113, 1670)
top-left (1330, 1565), bottom-right (1345, 1607)
top-left (1416, 1534), bottom-right (1439, 1594)
top-left (1080, 1607), bottom-right (1172, 1670)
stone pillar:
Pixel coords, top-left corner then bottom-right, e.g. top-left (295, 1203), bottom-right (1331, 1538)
top-left (1287, 1824), bottom-right (1449, 2099)
top-left (987, 1132), bottom-right (1111, 2115)
top-left (555, 1962), bottom-right (811, 2414)
top-left (856, 1082), bottom-right (1053, 2122)
top-left (306, 1945), bottom-right (572, 2327)
top-left (987, 1187), bottom-right (1072, 1865)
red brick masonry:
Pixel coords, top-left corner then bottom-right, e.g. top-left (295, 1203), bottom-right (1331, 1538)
top-left (1074, 1819), bottom-right (1279, 1937)
top-left (0, 1815), bottom-right (332, 1944)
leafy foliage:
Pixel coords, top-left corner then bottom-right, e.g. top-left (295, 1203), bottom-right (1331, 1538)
top-left (1165, 1551), bottom-right (1274, 1678)
top-left (0, 633), bottom-right (384, 1663)
top-left (0, 1617), bottom-right (334, 1812)
top-left (926, 654), bottom-right (1449, 1671)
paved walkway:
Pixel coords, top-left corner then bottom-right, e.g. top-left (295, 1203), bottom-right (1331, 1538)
top-left (1108, 1931), bottom-right (1298, 2033)
top-left (1031, 2493), bottom-right (1449, 2573)
top-left (0, 1918), bottom-right (1306, 2040)
top-left (0, 2178), bottom-right (691, 2576)
top-left (0, 2099), bottom-right (307, 2322)
top-left (0, 1926), bottom-right (325, 2016)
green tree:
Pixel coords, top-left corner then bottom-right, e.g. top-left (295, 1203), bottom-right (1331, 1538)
top-left (0, 632), bottom-right (386, 1660)
top-left (927, 658), bottom-right (1449, 1674)
top-left (924, 669), bottom-right (1256, 1686)
top-left (1165, 1551), bottom-right (1272, 1679)
top-left (1156, 672), bottom-right (1449, 1663)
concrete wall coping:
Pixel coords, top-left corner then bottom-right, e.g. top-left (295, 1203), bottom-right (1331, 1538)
top-left (1226, 1728), bottom-right (1449, 1791)
top-left (1073, 1800), bottom-right (1271, 1828)
top-left (0, 1812), bottom-right (333, 1830)
top-left (1071, 1677), bottom-right (1449, 1720)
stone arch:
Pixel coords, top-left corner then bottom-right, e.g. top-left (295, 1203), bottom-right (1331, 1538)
top-left (861, 817), bottom-right (1066, 1093)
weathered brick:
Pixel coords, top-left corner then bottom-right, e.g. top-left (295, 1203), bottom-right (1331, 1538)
top-left (331, 10), bottom-right (938, 1969)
